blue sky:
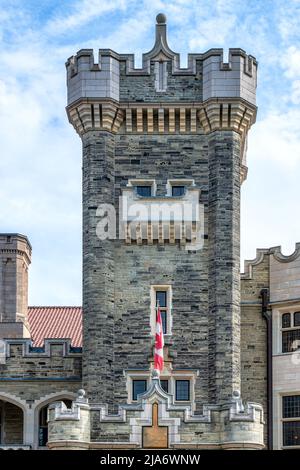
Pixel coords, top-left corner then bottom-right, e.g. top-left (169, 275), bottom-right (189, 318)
top-left (0, 0), bottom-right (300, 305)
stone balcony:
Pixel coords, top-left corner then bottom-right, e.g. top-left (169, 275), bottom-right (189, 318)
top-left (120, 181), bottom-right (204, 250)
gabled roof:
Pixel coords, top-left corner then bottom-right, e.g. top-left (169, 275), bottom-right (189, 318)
top-left (28, 306), bottom-right (82, 347)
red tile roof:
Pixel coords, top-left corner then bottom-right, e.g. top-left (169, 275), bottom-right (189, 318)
top-left (28, 307), bottom-right (82, 347)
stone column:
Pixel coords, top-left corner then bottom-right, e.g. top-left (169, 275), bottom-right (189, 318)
top-left (24, 407), bottom-right (35, 448)
top-left (208, 130), bottom-right (242, 403)
top-left (199, 100), bottom-right (256, 403)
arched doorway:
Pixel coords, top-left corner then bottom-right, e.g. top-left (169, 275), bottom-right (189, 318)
top-left (38, 399), bottom-right (72, 447)
top-left (0, 399), bottom-right (24, 445)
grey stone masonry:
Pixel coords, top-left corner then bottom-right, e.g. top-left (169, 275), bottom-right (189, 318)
top-left (64, 13), bottom-right (262, 447)
top-left (66, 18), bottom-right (257, 107)
top-left (48, 378), bottom-right (264, 449)
top-left (208, 131), bottom-right (241, 402)
top-left (82, 131), bottom-right (115, 405)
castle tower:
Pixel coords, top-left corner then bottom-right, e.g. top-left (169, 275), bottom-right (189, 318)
top-left (0, 234), bottom-right (31, 339)
top-left (50, 14), bottom-right (264, 449)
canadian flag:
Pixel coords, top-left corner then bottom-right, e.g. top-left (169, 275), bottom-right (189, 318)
top-left (154, 307), bottom-right (164, 373)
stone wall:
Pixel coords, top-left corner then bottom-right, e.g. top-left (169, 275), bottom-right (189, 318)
top-left (241, 252), bottom-right (269, 447)
top-left (0, 234), bottom-right (31, 327)
top-left (0, 339), bottom-right (82, 402)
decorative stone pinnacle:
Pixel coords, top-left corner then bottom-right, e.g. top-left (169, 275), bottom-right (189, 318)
top-left (78, 388), bottom-right (86, 399)
top-left (232, 390), bottom-right (245, 413)
top-left (76, 388), bottom-right (88, 403)
top-left (151, 368), bottom-right (160, 379)
top-left (156, 13), bottom-right (166, 24)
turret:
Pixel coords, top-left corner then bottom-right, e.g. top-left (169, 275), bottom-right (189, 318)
top-left (62, 13), bottom-right (263, 449)
top-left (0, 234), bottom-right (31, 339)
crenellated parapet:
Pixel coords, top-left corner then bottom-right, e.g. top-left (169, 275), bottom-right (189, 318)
top-left (241, 242), bottom-right (300, 306)
top-left (66, 14), bottom-right (257, 185)
top-left (2, 338), bottom-right (82, 358)
top-left (0, 338), bottom-right (82, 381)
top-left (242, 243), bottom-right (300, 280)
top-left (0, 234), bottom-right (32, 338)
top-left (47, 378), bottom-right (264, 450)
top-left (66, 16), bottom-right (257, 106)
top-left (48, 389), bottom-right (90, 450)
top-left (241, 248), bottom-right (271, 280)
top-left (66, 16), bottom-right (257, 146)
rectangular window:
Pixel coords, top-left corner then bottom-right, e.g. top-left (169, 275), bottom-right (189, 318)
top-left (151, 285), bottom-right (172, 337)
top-left (172, 186), bottom-right (185, 197)
top-left (282, 395), bottom-right (300, 447)
top-left (283, 395), bottom-right (300, 418)
top-left (283, 422), bottom-right (300, 446)
top-left (175, 380), bottom-right (190, 401)
top-left (156, 290), bottom-right (167, 335)
top-left (160, 380), bottom-right (169, 393)
top-left (281, 312), bottom-right (300, 353)
top-left (136, 186), bottom-right (152, 197)
top-left (294, 312), bottom-right (300, 327)
top-left (282, 313), bottom-right (291, 328)
top-left (132, 380), bottom-right (147, 401)
top-left (160, 311), bottom-right (167, 335)
top-left (156, 291), bottom-right (167, 307)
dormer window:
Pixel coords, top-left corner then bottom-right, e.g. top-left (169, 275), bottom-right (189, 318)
top-left (136, 185), bottom-right (152, 197)
top-left (171, 186), bottom-right (185, 197)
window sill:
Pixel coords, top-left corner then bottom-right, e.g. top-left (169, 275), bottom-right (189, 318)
top-left (273, 351), bottom-right (300, 356)
top-left (281, 445), bottom-right (300, 449)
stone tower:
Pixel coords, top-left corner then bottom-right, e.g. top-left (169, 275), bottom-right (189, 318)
top-left (48, 14), bottom-right (264, 449)
top-left (0, 234), bottom-right (31, 339)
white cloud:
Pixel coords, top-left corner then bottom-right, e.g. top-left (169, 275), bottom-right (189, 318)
top-left (249, 109), bottom-right (300, 169)
top-left (241, 107), bottom-right (300, 264)
top-left (1, 0), bottom-right (300, 303)
top-left (290, 80), bottom-right (300, 104)
top-left (281, 46), bottom-right (300, 79)
top-left (277, 1), bottom-right (300, 42)
top-left (0, 14), bottom-right (82, 305)
top-left (45, 0), bottom-right (128, 35)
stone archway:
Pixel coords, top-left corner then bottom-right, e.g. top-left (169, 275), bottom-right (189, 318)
top-left (0, 395), bottom-right (27, 447)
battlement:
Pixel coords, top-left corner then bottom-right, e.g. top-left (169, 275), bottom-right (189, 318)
top-left (0, 233), bottom-right (32, 265)
top-left (0, 233), bottom-right (32, 330)
top-left (47, 379), bottom-right (264, 450)
top-left (66, 14), bottom-right (257, 107)
top-left (1, 338), bottom-right (82, 359)
top-left (66, 49), bottom-right (120, 104)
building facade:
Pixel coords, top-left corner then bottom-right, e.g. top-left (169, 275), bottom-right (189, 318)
top-left (0, 14), bottom-right (298, 450)
top-left (241, 244), bottom-right (300, 450)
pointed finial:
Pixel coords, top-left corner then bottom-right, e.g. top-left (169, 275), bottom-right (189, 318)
top-left (156, 13), bottom-right (167, 24)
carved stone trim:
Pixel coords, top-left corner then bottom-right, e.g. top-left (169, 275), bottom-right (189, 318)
top-left (198, 98), bottom-right (257, 139)
top-left (67, 99), bottom-right (124, 135)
